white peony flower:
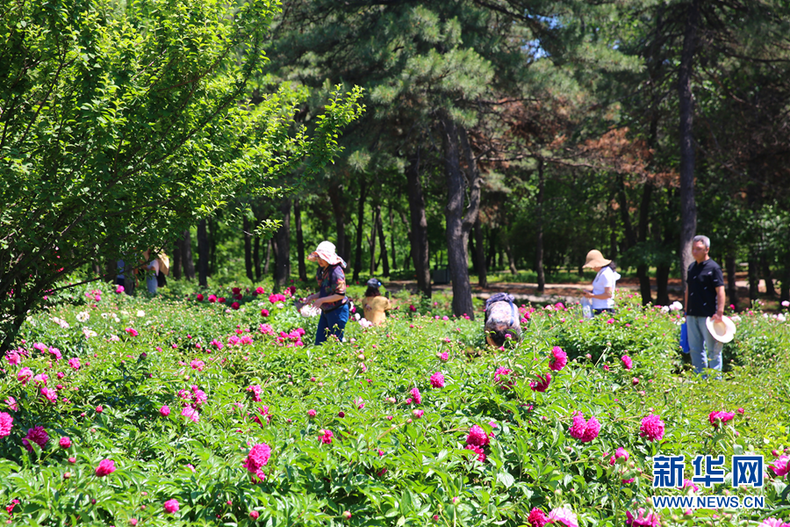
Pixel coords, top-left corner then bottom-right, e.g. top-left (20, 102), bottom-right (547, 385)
top-left (76, 311), bottom-right (90, 322)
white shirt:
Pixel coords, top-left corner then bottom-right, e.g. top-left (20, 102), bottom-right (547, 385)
top-left (592, 267), bottom-right (620, 309)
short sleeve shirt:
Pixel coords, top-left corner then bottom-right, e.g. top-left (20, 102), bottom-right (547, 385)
top-left (363, 295), bottom-right (391, 326)
top-left (686, 259), bottom-right (724, 317)
top-left (316, 264), bottom-right (347, 311)
top-left (592, 267), bottom-right (619, 309)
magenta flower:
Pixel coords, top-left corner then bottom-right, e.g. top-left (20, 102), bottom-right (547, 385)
top-left (528, 508), bottom-right (549, 527)
top-left (68, 357), bottom-right (81, 370)
top-left (59, 436), bottom-right (71, 449)
top-left (319, 429), bottom-right (334, 444)
top-left (95, 459), bottom-right (116, 477)
top-left (181, 407), bottom-right (199, 423)
top-left (759, 518), bottom-right (790, 527)
top-left (529, 372), bottom-right (551, 392)
top-left (17, 367), bottom-right (33, 384)
top-left (549, 346), bottom-right (567, 371)
top-left (708, 411), bottom-right (735, 427)
top-left (164, 499), bottom-right (180, 514)
top-left (639, 414), bottom-right (665, 442)
top-left (260, 308), bottom-right (270, 317)
top-left (196, 293), bottom-right (204, 301)
top-left (548, 506), bottom-right (578, 527)
top-left (413, 409), bottom-right (424, 419)
top-left (125, 328), bottom-right (138, 337)
top-left (609, 447), bottom-right (629, 465)
top-left (568, 413), bottom-right (600, 442)
top-left (429, 372), bottom-right (445, 388)
top-left (22, 426), bottom-right (49, 451)
top-left (493, 367), bottom-right (515, 389)
top-left (769, 455), bottom-right (789, 477)
top-left (466, 425), bottom-right (490, 447)
top-left (40, 387), bottom-right (58, 403)
top-left (621, 355), bottom-right (633, 370)
top-left (465, 444), bottom-right (486, 462)
top-left (410, 387), bottom-right (422, 404)
top-left (115, 285), bottom-right (124, 294)
top-left (307, 409), bottom-right (316, 418)
top-left (190, 359), bottom-right (205, 372)
top-left (439, 352), bottom-right (449, 361)
top-left (0, 412), bottom-right (13, 437)
top-left (625, 508), bottom-right (660, 526)
top-left (160, 405), bottom-right (171, 417)
top-left (243, 443), bottom-right (271, 482)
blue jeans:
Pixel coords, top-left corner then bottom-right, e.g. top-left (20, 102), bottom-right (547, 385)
top-left (315, 303), bottom-right (349, 345)
top-left (686, 315), bottom-right (723, 376)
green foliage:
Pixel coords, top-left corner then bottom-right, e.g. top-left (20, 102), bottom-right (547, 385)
top-left (1, 286), bottom-right (789, 525)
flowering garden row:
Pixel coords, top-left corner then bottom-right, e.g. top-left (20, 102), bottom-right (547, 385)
top-left (1, 284), bottom-right (789, 525)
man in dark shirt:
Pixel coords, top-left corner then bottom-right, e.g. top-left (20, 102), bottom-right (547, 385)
top-left (684, 235), bottom-right (726, 377)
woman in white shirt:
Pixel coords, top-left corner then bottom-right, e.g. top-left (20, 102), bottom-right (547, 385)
top-left (582, 250), bottom-right (621, 315)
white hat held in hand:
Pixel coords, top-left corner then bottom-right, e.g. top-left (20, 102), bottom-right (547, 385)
top-left (706, 316), bottom-right (736, 343)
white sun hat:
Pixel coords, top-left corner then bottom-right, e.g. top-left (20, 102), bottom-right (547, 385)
top-left (706, 315), bottom-right (737, 343)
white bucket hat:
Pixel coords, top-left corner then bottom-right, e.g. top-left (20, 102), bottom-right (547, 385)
top-left (307, 241), bottom-right (346, 267)
top-left (706, 316), bottom-right (736, 343)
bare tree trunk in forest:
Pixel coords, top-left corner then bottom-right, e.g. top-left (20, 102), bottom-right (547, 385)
top-left (655, 220), bottom-right (671, 305)
top-left (253, 236), bottom-right (261, 281)
top-left (748, 253), bottom-right (759, 304)
top-left (197, 220), bottom-right (209, 287)
top-left (504, 239), bottom-right (517, 275)
top-left (328, 185), bottom-right (349, 264)
top-left (442, 113), bottom-right (481, 319)
top-left (726, 253), bottom-right (738, 311)
top-left (473, 216), bottom-right (487, 288)
top-left (399, 211), bottom-right (412, 270)
top-left (353, 180), bottom-right (368, 282)
top-left (761, 256), bottom-right (776, 297)
top-left (208, 219), bottom-right (217, 276)
top-left (172, 240), bottom-right (182, 281)
top-left (678, 0), bottom-right (700, 286)
top-left (273, 198), bottom-right (291, 292)
top-left (376, 204), bottom-right (389, 277)
top-left (294, 199), bottom-right (307, 282)
top-left (637, 183), bottom-right (653, 304)
top-left (263, 239), bottom-right (272, 275)
top-left (406, 149), bottom-right (431, 297)
top-left (368, 206), bottom-right (378, 276)
top-left (244, 216), bottom-right (253, 281)
top-left (389, 203), bottom-right (397, 271)
top-left (486, 227), bottom-right (496, 270)
top-left (781, 252), bottom-right (790, 304)
top-left (181, 229), bottom-right (195, 280)
top-left (535, 159), bottom-right (546, 292)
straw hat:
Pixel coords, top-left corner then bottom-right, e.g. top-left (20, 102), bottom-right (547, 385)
top-left (706, 316), bottom-right (736, 343)
top-left (582, 249), bottom-right (612, 269)
top-left (307, 241), bottom-right (346, 267)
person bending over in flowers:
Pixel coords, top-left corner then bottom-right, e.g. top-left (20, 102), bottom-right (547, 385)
top-left (484, 293), bottom-right (522, 347)
top-left (362, 278), bottom-right (391, 327)
top-left (304, 241), bottom-right (350, 345)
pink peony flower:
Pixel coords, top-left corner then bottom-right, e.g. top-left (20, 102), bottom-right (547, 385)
top-left (250, 510), bottom-right (260, 520)
top-left (160, 405), bottom-right (171, 417)
top-left (164, 499), bottom-right (180, 514)
top-left (639, 414), bottom-right (665, 442)
top-left (181, 407), bottom-right (199, 423)
top-left (625, 508), bottom-right (661, 526)
top-left (0, 412), bottom-right (13, 437)
top-left (529, 372), bottom-right (551, 392)
top-left (319, 429), bottom-right (334, 444)
top-left (243, 443), bottom-right (271, 482)
top-left (413, 409), bottom-right (424, 419)
top-left (190, 359), bottom-right (205, 372)
top-left (208, 294), bottom-right (217, 303)
top-left (528, 508), bottom-right (549, 527)
top-left (95, 459), bottom-right (116, 477)
top-left (430, 372), bottom-right (445, 388)
top-left (609, 447), bottom-right (629, 465)
top-left (17, 367), bottom-right (33, 384)
top-left (125, 328), bottom-right (138, 337)
top-left (68, 357), bottom-right (81, 370)
top-left (410, 387), bottom-right (422, 404)
top-left (439, 352), bottom-right (449, 361)
top-left (682, 479), bottom-right (699, 492)
top-left (59, 436), bottom-right (71, 448)
top-left (40, 387), bottom-right (58, 403)
top-left (466, 425), bottom-right (490, 447)
top-left (769, 455), bottom-right (789, 477)
top-left (231, 301), bottom-right (240, 310)
top-left (493, 367), bottom-right (515, 389)
top-left (5, 349), bottom-right (21, 366)
top-left (5, 397), bottom-right (18, 411)
top-left (22, 426), bottom-right (49, 451)
top-left (758, 519), bottom-right (790, 527)
top-left (115, 285), bottom-right (125, 294)
top-left (307, 409), bottom-right (316, 418)
top-left (548, 506), bottom-right (578, 527)
top-left (255, 287), bottom-right (265, 295)
top-left (549, 346), bottom-right (568, 371)
top-left (465, 444), bottom-right (486, 462)
top-left (708, 411), bottom-right (735, 427)
top-left (621, 355), bottom-right (633, 370)
top-left (196, 294), bottom-right (204, 301)
top-left (568, 413), bottom-right (600, 442)
top-left (261, 308), bottom-right (270, 317)
top-left (581, 416), bottom-right (601, 442)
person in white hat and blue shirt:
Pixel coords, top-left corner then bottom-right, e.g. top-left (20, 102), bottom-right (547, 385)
top-left (684, 235), bottom-right (726, 377)
top-left (304, 241), bottom-right (350, 345)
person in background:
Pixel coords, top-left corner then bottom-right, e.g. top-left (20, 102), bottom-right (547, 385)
top-left (142, 249), bottom-right (159, 295)
top-left (484, 293), bottom-right (522, 347)
top-left (582, 249), bottom-right (621, 315)
top-left (304, 241), bottom-right (350, 345)
top-left (362, 278), bottom-right (391, 326)
top-left (684, 235), bottom-right (725, 377)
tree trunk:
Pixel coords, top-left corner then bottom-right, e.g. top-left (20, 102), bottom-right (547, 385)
top-left (368, 205), bottom-right (378, 276)
top-left (442, 113), bottom-right (480, 319)
top-left (678, 0), bottom-right (700, 286)
top-left (504, 238), bottom-right (517, 275)
top-left (748, 253), bottom-right (759, 303)
top-left (726, 253), bottom-right (738, 311)
top-left (353, 180), bottom-right (368, 282)
top-left (473, 215), bottom-right (487, 288)
top-left (197, 219), bottom-right (209, 288)
top-left (761, 256), bottom-right (776, 297)
top-left (172, 238), bottom-right (182, 281)
top-left (273, 198), bottom-right (291, 292)
top-left (399, 211), bottom-right (412, 270)
top-left (254, 235), bottom-right (261, 281)
top-left (244, 216), bottom-right (253, 282)
top-left (181, 229), bottom-right (195, 280)
top-left (486, 227), bottom-right (497, 270)
top-left (781, 251), bottom-right (790, 304)
top-left (656, 263), bottom-right (670, 306)
top-left (389, 202), bottom-right (397, 271)
top-left (376, 204), bottom-right (390, 277)
top-left (263, 239), bottom-right (272, 275)
top-left (294, 199), bottom-right (307, 282)
top-left (328, 184), bottom-right (349, 264)
top-left (637, 182), bottom-right (654, 304)
top-left (535, 159), bottom-right (546, 292)
top-left (406, 148), bottom-right (431, 297)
